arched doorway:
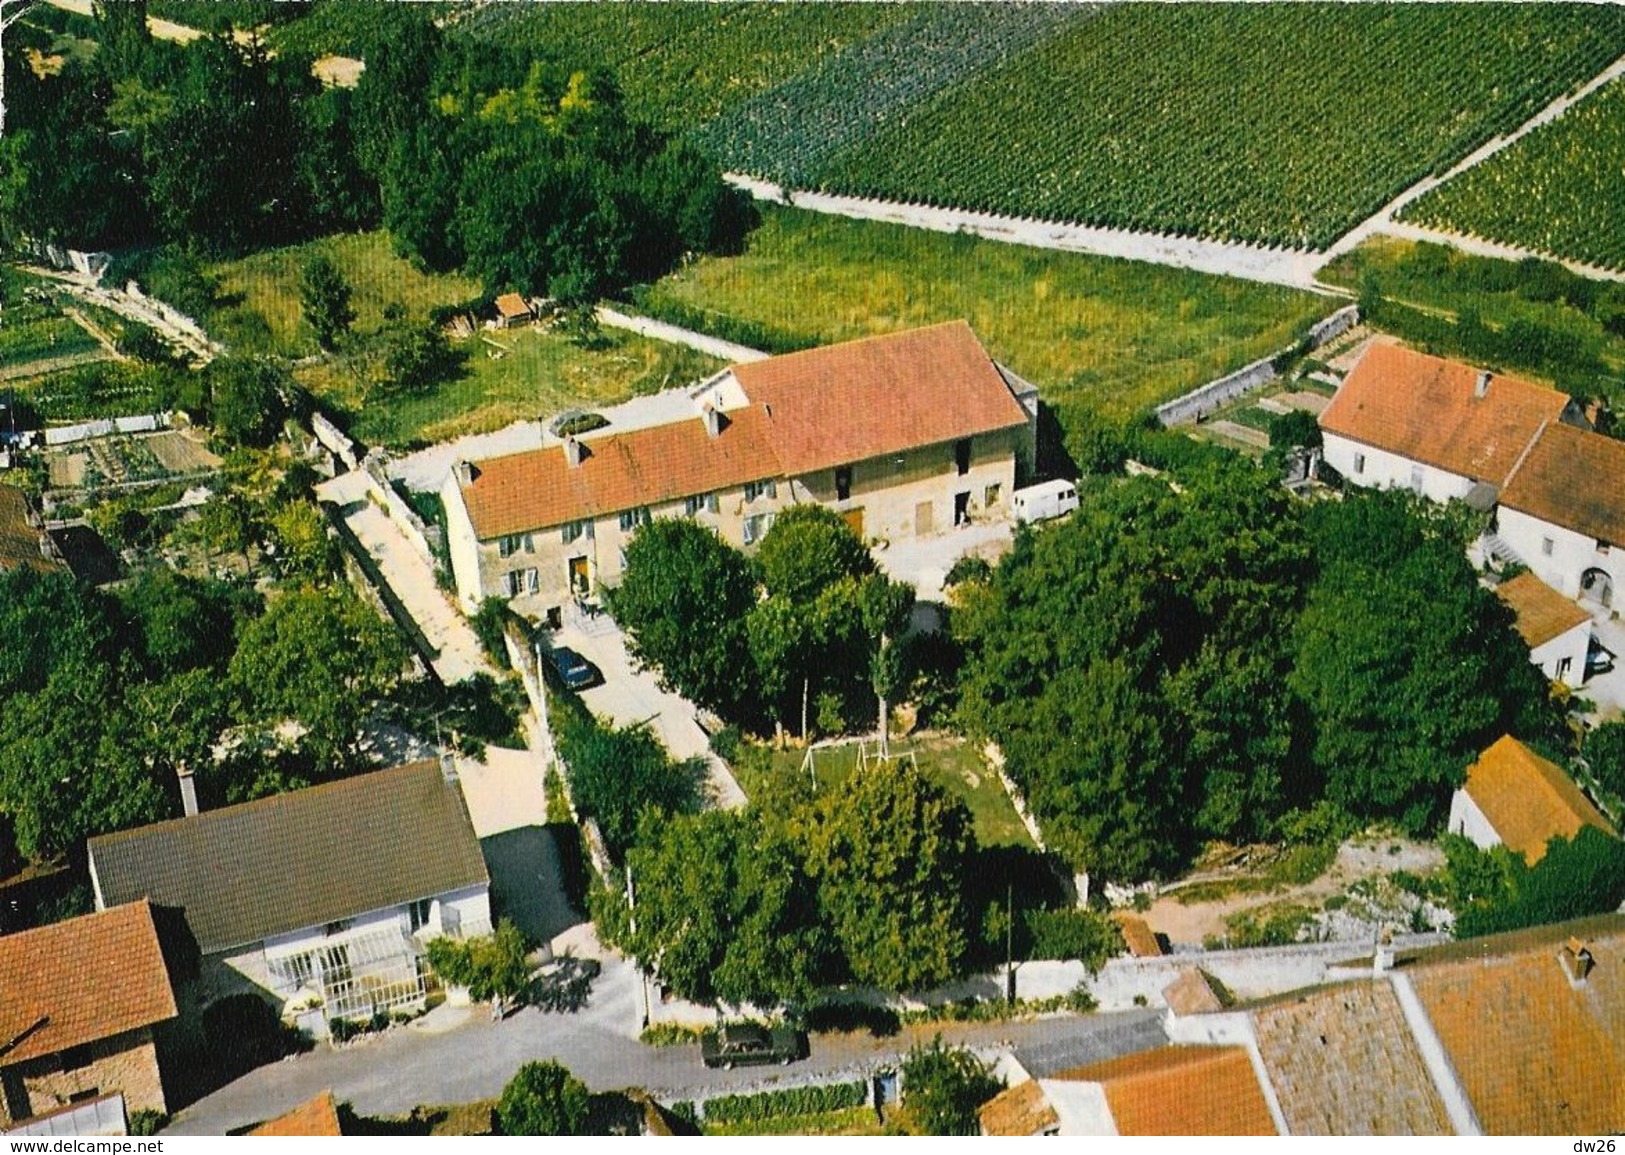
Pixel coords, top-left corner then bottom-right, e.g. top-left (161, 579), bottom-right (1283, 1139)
top-left (1581, 567), bottom-right (1614, 608)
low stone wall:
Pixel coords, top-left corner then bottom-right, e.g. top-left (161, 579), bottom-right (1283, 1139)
top-left (1155, 304), bottom-right (1358, 426)
top-left (311, 411), bottom-right (359, 472)
top-left (360, 454), bottom-right (439, 569)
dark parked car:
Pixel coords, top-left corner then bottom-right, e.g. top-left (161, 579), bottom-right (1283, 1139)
top-left (700, 1023), bottom-right (805, 1069)
top-left (544, 646), bottom-right (601, 690)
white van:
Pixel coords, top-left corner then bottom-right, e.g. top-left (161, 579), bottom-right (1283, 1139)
top-left (1011, 479), bottom-right (1080, 524)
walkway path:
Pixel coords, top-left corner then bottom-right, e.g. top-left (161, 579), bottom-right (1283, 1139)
top-left (24, 265), bottom-right (222, 364)
top-left (596, 306), bottom-right (767, 364)
top-left (317, 470), bottom-right (489, 686)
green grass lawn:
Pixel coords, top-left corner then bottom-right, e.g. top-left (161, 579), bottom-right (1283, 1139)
top-left (298, 325), bottom-right (723, 450)
top-left (636, 206), bottom-right (1329, 424)
top-left (735, 733), bottom-right (1033, 850)
top-left (205, 231), bottom-right (484, 358)
top-left (0, 267), bottom-right (103, 369)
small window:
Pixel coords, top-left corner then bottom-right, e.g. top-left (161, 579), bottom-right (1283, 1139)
top-left (524, 568), bottom-right (539, 595)
top-left (408, 899), bottom-right (432, 933)
top-left (1557, 656), bottom-right (1573, 680)
top-left (743, 512), bottom-right (774, 546)
top-left (499, 533), bottom-right (531, 558)
top-left (684, 494), bottom-right (705, 517)
top-left (1353, 453), bottom-right (1366, 475)
top-left (1600, 540), bottom-right (1613, 555)
top-left (706, 493), bottom-right (719, 514)
top-left (835, 466), bottom-right (852, 501)
top-left (744, 479), bottom-right (777, 503)
top-left (499, 535), bottom-right (515, 558)
top-left (984, 483), bottom-right (1001, 508)
top-left (619, 507), bottom-right (650, 532)
top-left (1542, 537), bottom-right (1555, 557)
top-left (324, 920), bottom-right (352, 937)
top-left (561, 520), bottom-right (585, 544)
top-left (955, 438), bottom-right (972, 476)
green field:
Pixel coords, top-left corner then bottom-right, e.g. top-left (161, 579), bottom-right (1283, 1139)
top-left (458, 1), bottom-right (910, 133)
top-left (1400, 77), bottom-right (1625, 272)
top-left (0, 268), bottom-right (102, 370)
top-left (298, 324), bottom-right (722, 450)
top-left (734, 734), bottom-right (1033, 850)
top-left (815, 4), bottom-right (1625, 249)
top-left (636, 205), bottom-right (1328, 423)
top-left (205, 230), bottom-right (483, 357)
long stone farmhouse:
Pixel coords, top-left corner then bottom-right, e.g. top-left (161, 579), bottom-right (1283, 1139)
top-left (441, 321), bottom-right (1039, 616)
top-left (1320, 342), bottom-right (1624, 610)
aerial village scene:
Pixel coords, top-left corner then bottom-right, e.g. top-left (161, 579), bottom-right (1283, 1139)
top-left (2, 0), bottom-right (1625, 1142)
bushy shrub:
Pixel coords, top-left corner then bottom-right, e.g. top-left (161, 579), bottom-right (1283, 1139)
top-left (1022, 908), bottom-right (1121, 968)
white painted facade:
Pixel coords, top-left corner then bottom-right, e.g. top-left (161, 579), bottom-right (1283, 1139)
top-left (1497, 505), bottom-right (1623, 609)
top-left (1529, 619), bottom-right (1593, 687)
top-left (1322, 432), bottom-right (1477, 503)
top-left (1446, 788), bottom-right (1501, 853)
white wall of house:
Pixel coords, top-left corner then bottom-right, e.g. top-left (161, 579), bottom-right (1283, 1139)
top-left (1529, 620), bottom-right (1593, 687)
top-left (426, 885), bottom-right (492, 941)
top-left (1497, 506), bottom-right (1623, 607)
top-left (1446, 789), bottom-right (1501, 853)
top-left (441, 474), bottom-right (487, 614)
top-left (1322, 433), bottom-right (1477, 503)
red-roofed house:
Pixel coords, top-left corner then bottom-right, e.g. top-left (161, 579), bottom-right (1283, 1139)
top-left (1319, 344), bottom-right (1583, 504)
top-left (441, 322), bottom-right (1038, 613)
top-left (1447, 735), bottom-right (1614, 865)
top-left (1493, 572), bottom-right (1594, 687)
top-left (1497, 421), bottom-right (1625, 610)
top-left (0, 902), bottom-right (179, 1128)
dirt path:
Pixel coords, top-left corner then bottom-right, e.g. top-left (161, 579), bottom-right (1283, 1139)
top-left (23, 265), bottom-right (222, 364)
top-left (1143, 838), bottom-right (1444, 947)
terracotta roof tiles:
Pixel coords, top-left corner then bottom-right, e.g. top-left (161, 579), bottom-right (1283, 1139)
top-left (249, 1091), bottom-right (344, 1137)
top-left (1320, 345), bottom-right (1571, 484)
top-left (1501, 421), bottom-right (1625, 546)
top-left (1494, 572), bottom-right (1594, 649)
top-left (0, 902), bottom-right (177, 1067)
top-left (1053, 1046), bottom-right (1276, 1136)
top-left (978, 1079), bottom-right (1059, 1136)
top-left (1461, 735), bottom-right (1613, 864)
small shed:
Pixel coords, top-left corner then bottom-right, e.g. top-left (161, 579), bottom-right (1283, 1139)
top-left (494, 293), bottom-right (533, 329)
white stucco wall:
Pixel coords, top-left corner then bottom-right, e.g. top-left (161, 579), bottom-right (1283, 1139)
top-left (1530, 620), bottom-right (1592, 686)
top-left (1498, 506), bottom-right (1623, 606)
top-left (441, 473), bottom-right (486, 614)
top-left (1322, 433), bottom-right (1477, 503)
top-left (428, 885), bottom-right (493, 940)
top-left (1446, 789), bottom-right (1501, 852)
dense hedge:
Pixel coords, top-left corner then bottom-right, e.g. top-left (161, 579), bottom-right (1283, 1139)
top-left (702, 1081), bottom-right (868, 1125)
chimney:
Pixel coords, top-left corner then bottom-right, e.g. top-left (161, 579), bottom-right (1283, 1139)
top-left (177, 765), bottom-right (199, 818)
top-left (564, 437), bottom-right (585, 467)
top-left (1373, 928), bottom-right (1395, 975)
top-left (454, 460), bottom-right (475, 486)
top-left (1559, 937), bottom-right (1594, 986)
top-left (702, 406), bottom-right (723, 438)
top-left (440, 748), bottom-right (459, 786)
top-left (1475, 370), bottom-right (1492, 398)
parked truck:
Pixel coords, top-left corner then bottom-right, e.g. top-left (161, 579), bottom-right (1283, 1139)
top-left (1011, 479), bottom-right (1079, 524)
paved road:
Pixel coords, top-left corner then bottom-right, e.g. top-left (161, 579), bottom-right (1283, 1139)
top-left (165, 945), bottom-right (1164, 1135)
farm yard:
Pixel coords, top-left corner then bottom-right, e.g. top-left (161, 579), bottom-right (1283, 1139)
top-left (632, 206), bottom-right (1328, 424)
top-left (813, 3), bottom-right (1625, 250)
top-left (1399, 77), bottom-right (1625, 273)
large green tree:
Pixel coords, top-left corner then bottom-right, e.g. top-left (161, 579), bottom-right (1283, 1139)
top-left (902, 1039), bottom-right (1004, 1136)
top-left (556, 715), bottom-right (705, 857)
top-left (804, 759), bottom-right (975, 992)
top-left (298, 255), bottom-right (355, 351)
top-left (611, 518), bottom-right (758, 721)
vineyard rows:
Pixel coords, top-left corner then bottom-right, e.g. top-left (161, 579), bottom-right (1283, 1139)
top-left (809, 3), bottom-right (1625, 250)
top-left (699, 3), bottom-right (1087, 189)
top-left (457, 0), bottom-right (909, 133)
top-left (1399, 78), bottom-right (1625, 272)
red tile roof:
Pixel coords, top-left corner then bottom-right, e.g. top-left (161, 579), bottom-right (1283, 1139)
top-left (1461, 735), bottom-right (1614, 865)
top-left (249, 1091), bottom-right (344, 1137)
top-left (0, 485), bottom-right (57, 573)
top-left (1111, 912), bottom-right (1161, 957)
top-left (1407, 915), bottom-right (1625, 1135)
top-left (978, 1080), bottom-right (1059, 1136)
top-left (1494, 572), bottom-right (1593, 649)
top-left (1501, 421), bottom-right (1625, 546)
top-left (456, 322), bottom-right (1029, 540)
top-left (0, 902), bottom-right (177, 1067)
top-left (1054, 1046), bottom-right (1277, 1136)
top-left (494, 293), bottom-right (531, 320)
top-left (459, 405), bottom-right (783, 541)
top-left (736, 320), bottom-right (1029, 475)
top-left (1320, 345), bottom-right (1571, 484)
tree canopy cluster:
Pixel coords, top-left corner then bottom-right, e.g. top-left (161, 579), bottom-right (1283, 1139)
top-left (0, 558), bottom-right (404, 870)
top-left (610, 506), bottom-right (914, 741)
top-left (1443, 827), bottom-right (1625, 938)
top-left (954, 468), bottom-right (1556, 881)
top-left (3, 2), bottom-right (751, 309)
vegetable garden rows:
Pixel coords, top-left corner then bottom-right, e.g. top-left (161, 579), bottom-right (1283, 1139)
top-left (1399, 77), bottom-right (1625, 272)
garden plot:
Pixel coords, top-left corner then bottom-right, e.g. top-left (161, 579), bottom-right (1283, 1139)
top-left (46, 431), bottom-right (222, 492)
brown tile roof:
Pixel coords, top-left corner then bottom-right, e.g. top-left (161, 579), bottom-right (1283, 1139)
top-left (1161, 967), bottom-right (1228, 1017)
top-left (1053, 1046), bottom-right (1276, 1136)
top-left (1252, 981), bottom-right (1453, 1135)
top-left (1461, 735), bottom-right (1614, 865)
top-left (494, 293), bottom-right (530, 320)
top-left (1501, 421), bottom-right (1625, 546)
top-left (0, 901), bottom-right (177, 1067)
top-left (89, 761), bottom-right (489, 954)
top-left (1408, 915), bottom-right (1625, 1135)
top-left (0, 485), bottom-right (57, 573)
top-left (459, 405), bottom-right (784, 540)
top-left (1111, 912), bottom-right (1162, 958)
top-left (733, 320), bottom-right (1030, 476)
top-left (1494, 572), bottom-right (1594, 649)
top-left (249, 1091), bottom-right (344, 1137)
top-left (978, 1079), bottom-right (1059, 1137)
top-left (1319, 344), bottom-right (1570, 484)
